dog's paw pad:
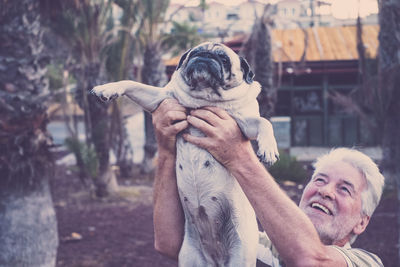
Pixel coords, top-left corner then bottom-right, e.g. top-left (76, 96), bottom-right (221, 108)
top-left (100, 95), bottom-right (110, 102)
top-left (109, 93), bottom-right (119, 101)
top-left (91, 83), bottom-right (124, 102)
top-left (257, 145), bottom-right (279, 166)
top-left (258, 156), bottom-right (268, 164)
top-left (258, 152), bottom-right (276, 166)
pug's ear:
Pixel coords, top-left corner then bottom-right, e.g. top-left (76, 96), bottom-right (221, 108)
top-left (176, 48), bottom-right (192, 70)
top-left (240, 57), bottom-right (254, 84)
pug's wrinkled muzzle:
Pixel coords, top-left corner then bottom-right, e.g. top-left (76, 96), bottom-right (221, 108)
top-left (185, 57), bottom-right (223, 92)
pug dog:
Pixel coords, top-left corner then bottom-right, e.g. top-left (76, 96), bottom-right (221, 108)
top-left (92, 42), bottom-right (279, 266)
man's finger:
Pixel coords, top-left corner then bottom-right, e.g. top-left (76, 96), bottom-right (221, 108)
top-left (182, 133), bottom-right (208, 150)
top-left (165, 110), bottom-right (187, 123)
top-left (189, 109), bottom-right (222, 127)
top-left (201, 106), bottom-right (231, 120)
top-left (187, 115), bottom-right (215, 136)
top-left (170, 120), bottom-right (188, 134)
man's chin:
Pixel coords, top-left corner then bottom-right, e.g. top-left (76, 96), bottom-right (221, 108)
top-left (307, 212), bottom-right (334, 232)
top-left (305, 208), bottom-right (332, 223)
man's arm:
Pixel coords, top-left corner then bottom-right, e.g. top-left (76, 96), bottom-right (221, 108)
top-left (183, 107), bottom-right (347, 267)
top-left (152, 99), bottom-right (188, 259)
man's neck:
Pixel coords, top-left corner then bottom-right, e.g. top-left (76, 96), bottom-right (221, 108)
top-left (331, 238), bottom-right (351, 247)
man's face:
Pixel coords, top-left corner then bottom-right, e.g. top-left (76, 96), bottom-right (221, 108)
top-left (299, 160), bottom-right (369, 246)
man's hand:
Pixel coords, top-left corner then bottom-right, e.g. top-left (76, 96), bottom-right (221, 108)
top-left (152, 99), bottom-right (188, 155)
top-left (183, 106), bottom-right (254, 169)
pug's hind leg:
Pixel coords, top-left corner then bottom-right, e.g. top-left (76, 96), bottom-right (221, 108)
top-left (227, 247), bottom-right (257, 267)
top-left (178, 238), bottom-right (206, 267)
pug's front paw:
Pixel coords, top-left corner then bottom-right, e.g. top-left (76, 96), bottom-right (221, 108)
top-left (91, 82), bottom-right (125, 102)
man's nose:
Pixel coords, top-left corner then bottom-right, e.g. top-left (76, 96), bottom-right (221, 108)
top-left (318, 184), bottom-right (335, 200)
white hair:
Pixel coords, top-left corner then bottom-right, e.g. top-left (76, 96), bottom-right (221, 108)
top-left (312, 148), bottom-right (385, 244)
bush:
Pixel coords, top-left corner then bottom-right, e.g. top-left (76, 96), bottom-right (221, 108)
top-left (268, 149), bottom-right (308, 184)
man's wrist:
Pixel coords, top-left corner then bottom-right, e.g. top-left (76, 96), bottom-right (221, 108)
top-left (225, 143), bottom-right (261, 174)
top-left (157, 147), bottom-right (177, 167)
top-left (158, 146), bottom-right (176, 158)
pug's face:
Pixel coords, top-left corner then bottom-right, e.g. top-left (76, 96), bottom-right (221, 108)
top-left (175, 42), bottom-right (254, 99)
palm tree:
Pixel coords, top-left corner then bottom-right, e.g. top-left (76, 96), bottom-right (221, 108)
top-left (162, 21), bottom-right (203, 57)
top-left (241, 5), bottom-right (276, 119)
top-left (0, 0), bottom-right (58, 265)
top-left (107, 0), bottom-right (141, 177)
top-left (134, 0), bottom-right (170, 174)
top-left (43, 0), bottom-right (119, 197)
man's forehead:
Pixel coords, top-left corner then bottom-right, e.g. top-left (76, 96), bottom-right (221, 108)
top-left (313, 161), bottom-right (366, 190)
top-left (313, 172), bottom-right (356, 188)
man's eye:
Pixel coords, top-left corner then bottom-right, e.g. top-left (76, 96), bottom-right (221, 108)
top-left (340, 186), bottom-right (351, 195)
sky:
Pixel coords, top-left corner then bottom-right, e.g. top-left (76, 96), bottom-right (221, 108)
top-left (170, 0), bottom-right (379, 19)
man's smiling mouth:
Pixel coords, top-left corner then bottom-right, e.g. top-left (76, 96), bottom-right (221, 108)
top-left (311, 203), bottom-right (332, 215)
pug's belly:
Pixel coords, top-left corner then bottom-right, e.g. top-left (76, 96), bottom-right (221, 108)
top-left (175, 127), bottom-right (234, 203)
top-left (175, 127), bottom-right (242, 261)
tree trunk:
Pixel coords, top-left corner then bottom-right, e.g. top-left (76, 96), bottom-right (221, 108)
top-left (84, 63), bottom-right (119, 197)
top-left (110, 102), bottom-right (134, 177)
top-left (0, 179), bottom-right (58, 266)
top-left (0, 0), bottom-right (58, 265)
top-left (378, 0), bottom-right (400, 262)
top-left (141, 42), bottom-right (167, 174)
top-left (240, 5), bottom-right (276, 119)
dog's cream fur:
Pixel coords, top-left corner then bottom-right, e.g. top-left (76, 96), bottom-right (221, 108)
top-left (92, 42), bottom-right (279, 266)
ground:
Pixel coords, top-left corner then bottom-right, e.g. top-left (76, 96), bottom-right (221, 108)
top-left (51, 162), bottom-right (399, 267)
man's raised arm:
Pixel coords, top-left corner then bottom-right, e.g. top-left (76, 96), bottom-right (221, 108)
top-left (152, 99), bottom-right (188, 259)
top-left (183, 107), bottom-right (347, 267)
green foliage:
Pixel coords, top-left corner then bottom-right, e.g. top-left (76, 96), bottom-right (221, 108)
top-left (198, 0), bottom-right (208, 12)
top-left (46, 63), bottom-right (76, 92)
top-left (44, 0), bottom-right (116, 64)
top-left (162, 21), bottom-right (203, 56)
top-left (107, 0), bottom-right (142, 80)
top-left (47, 63), bottom-right (63, 91)
top-left (268, 150), bottom-right (308, 184)
top-left (64, 137), bottom-right (99, 179)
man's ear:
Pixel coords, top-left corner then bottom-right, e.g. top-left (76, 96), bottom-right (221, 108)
top-left (176, 48), bottom-right (191, 70)
top-left (353, 214), bottom-right (370, 235)
top-left (240, 56), bottom-right (254, 84)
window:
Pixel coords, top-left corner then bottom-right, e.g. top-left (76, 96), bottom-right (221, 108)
top-left (227, 13), bottom-right (239, 20)
top-left (292, 90), bottom-right (322, 114)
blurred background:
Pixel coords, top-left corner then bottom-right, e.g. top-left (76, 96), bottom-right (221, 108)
top-left (1, 0), bottom-right (399, 266)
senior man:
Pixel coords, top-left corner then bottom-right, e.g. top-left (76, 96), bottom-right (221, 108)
top-left (152, 99), bottom-right (384, 266)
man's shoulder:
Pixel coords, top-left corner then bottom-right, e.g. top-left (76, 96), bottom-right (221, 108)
top-left (331, 245), bottom-right (383, 267)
